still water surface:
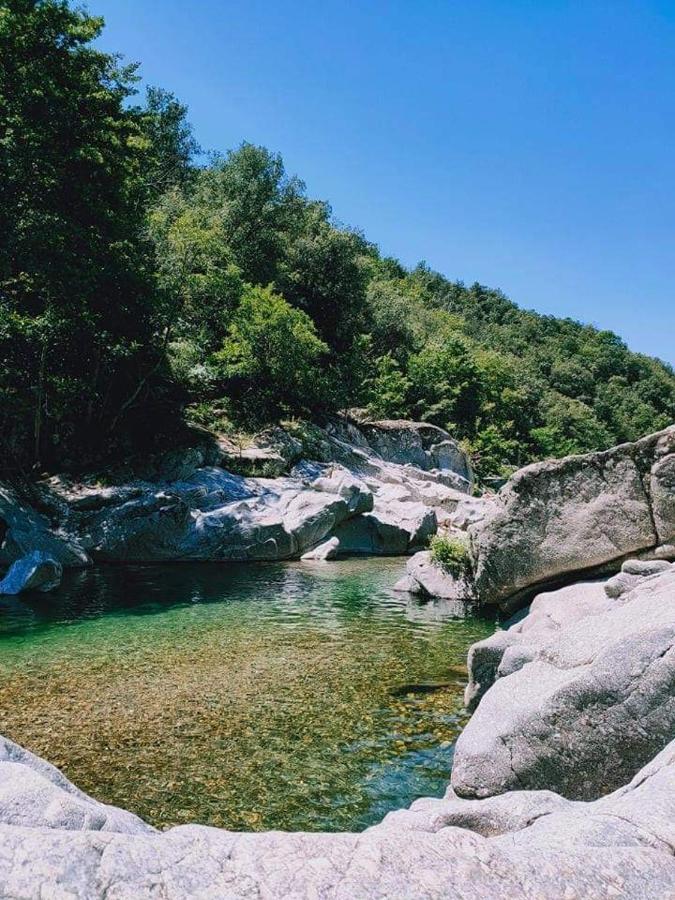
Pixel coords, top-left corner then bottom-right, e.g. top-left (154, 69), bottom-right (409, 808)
top-left (0, 558), bottom-right (494, 831)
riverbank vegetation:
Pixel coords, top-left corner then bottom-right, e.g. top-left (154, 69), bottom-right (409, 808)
top-left (2, 0), bottom-right (674, 480)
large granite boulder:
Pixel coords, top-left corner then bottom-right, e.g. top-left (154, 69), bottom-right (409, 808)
top-left (0, 484), bottom-right (89, 568)
top-left (452, 563), bottom-right (675, 801)
top-left (0, 551), bottom-right (62, 595)
top-left (333, 500), bottom-right (436, 556)
top-left (77, 467), bottom-right (373, 562)
top-left (470, 425), bottom-right (675, 609)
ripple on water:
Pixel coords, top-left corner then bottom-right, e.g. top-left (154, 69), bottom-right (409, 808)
top-left (0, 558), bottom-right (494, 831)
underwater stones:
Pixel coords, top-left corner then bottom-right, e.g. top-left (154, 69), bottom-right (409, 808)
top-left (0, 551), bottom-right (62, 594)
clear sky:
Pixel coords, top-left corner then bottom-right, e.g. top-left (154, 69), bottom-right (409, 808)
top-left (92, 0), bottom-right (675, 366)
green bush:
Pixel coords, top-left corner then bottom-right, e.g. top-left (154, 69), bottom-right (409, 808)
top-left (429, 535), bottom-right (472, 578)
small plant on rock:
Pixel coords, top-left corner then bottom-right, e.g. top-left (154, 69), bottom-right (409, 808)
top-left (429, 534), bottom-right (472, 578)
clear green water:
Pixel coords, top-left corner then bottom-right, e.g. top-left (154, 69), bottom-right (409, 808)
top-left (0, 558), bottom-right (493, 832)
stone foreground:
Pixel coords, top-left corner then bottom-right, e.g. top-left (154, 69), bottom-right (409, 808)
top-left (452, 562), bottom-right (675, 804)
top-left (0, 728), bottom-right (674, 899)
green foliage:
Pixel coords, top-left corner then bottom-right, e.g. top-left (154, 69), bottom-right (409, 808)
top-left (366, 354), bottom-right (410, 419)
top-left (531, 393), bottom-right (613, 457)
top-left (429, 535), bottom-right (472, 577)
top-left (213, 285), bottom-right (328, 422)
top-left (0, 0), bottom-right (166, 467)
top-left (1, 0), bottom-right (673, 476)
top-left (407, 331), bottom-right (482, 429)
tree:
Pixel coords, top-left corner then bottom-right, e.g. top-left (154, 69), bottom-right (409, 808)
top-left (366, 353), bottom-right (411, 419)
top-left (136, 86), bottom-right (200, 199)
top-left (0, 0), bottom-right (163, 466)
top-left (148, 184), bottom-right (243, 350)
top-left (407, 332), bottom-right (482, 431)
top-left (531, 393), bottom-right (613, 458)
top-left (206, 144), bottom-right (307, 286)
top-left (278, 207), bottom-right (370, 352)
top-left (213, 285), bottom-right (328, 421)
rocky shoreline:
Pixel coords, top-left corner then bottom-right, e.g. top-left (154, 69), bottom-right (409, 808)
top-left (0, 418), bottom-right (478, 594)
top-left (0, 422), bottom-right (674, 896)
top-left (0, 559), bottom-right (674, 897)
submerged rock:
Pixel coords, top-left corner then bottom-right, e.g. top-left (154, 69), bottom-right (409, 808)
top-left (0, 551), bottom-right (62, 595)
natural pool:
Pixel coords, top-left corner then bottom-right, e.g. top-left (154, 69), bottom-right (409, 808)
top-left (0, 558), bottom-right (494, 832)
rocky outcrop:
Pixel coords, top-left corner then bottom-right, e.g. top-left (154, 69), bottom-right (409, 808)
top-left (0, 418), bottom-right (472, 567)
top-left (0, 551), bottom-right (62, 594)
top-left (0, 483), bottom-right (89, 569)
top-left (401, 425), bottom-right (675, 610)
top-left (452, 561), bottom-right (675, 802)
top-left (1, 728), bottom-right (675, 897)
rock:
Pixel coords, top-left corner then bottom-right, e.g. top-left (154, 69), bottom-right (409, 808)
top-left (219, 446), bottom-right (288, 477)
top-left (0, 484), bottom-right (89, 569)
top-left (356, 419), bottom-right (473, 490)
top-left (452, 565), bottom-right (675, 801)
top-left (604, 558), bottom-right (673, 598)
top-left (398, 550), bottom-right (477, 601)
top-left (428, 440), bottom-right (472, 482)
top-left (0, 417), bottom-right (477, 566)
top-left (393, 574), bottom-right (425, 594)
top-left (464, 580), bottom-right (613, 710)
top-left (333, 501), bottom-right (436, 556)
top-left (621, 558), bottom-right (672, 576)
top-left (1, 732), bottom-right (675, 897)
top-left (301, 536), bottom-right (340, 561)
top-left (656, 543), bottom-right (675, 560)
top-left (448, 495), bottom-right (494, 530)
top-left (0, 551), bottom-right (62, 594)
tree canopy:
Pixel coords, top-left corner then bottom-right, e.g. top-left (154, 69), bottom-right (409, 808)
top-left (2, 0), bottom-right (674, 481)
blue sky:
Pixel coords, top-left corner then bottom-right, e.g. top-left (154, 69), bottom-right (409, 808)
top-left (93, 1), bottom-right (675, 366)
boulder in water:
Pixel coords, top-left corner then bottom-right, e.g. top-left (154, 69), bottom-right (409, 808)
top-left (0, 551), bottom-right (62, 594)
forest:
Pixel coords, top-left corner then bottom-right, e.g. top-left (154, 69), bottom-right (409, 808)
top-left (2, 0), bottom-right (674, 481)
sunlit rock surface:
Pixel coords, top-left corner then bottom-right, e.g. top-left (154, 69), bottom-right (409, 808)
top-left (401, 425), bottom-right (675, 610)
top-left (1, 727), bottom-right (674, 897)
top-left (1, 418), bottom-right (472, 565)
top-left (453, 562), bottom-right (675, 802)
